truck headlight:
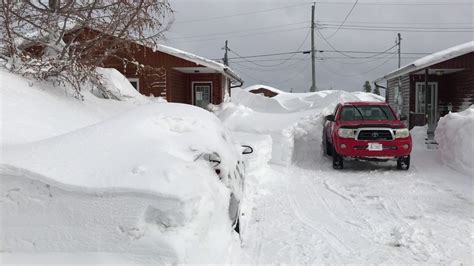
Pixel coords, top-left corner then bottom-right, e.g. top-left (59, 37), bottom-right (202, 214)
top-left (394, 128), bottom-right (410, 138)
top-left (338, 128), bottom-right (356, 138)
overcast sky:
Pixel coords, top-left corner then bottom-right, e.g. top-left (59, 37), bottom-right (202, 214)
top-left (163, 0), bottom-right (473, 93)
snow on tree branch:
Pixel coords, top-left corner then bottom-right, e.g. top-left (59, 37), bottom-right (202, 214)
top-left (0, 0), bottom-right (174, 98)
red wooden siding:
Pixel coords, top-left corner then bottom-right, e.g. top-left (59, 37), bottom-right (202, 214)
top-left (102, 44), bottom-right (227, 104)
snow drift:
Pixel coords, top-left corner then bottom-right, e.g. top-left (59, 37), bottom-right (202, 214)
top-left (435, 105), bottom-right (474, 177)
top-left (220, 87), bottom-right (385, 166)
top-left (0, 68), bottom-right (149, 145)
top-left (1, 101), bottom-right (243, 263)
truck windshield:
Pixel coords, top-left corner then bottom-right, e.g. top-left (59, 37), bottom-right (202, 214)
top-left (340, 105), bottom-right (395, 121)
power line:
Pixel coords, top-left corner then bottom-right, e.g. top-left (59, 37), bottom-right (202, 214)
top-left (318, 20), bottom-right (473, 25)
top-left (315, 1), bottom-right (472, 6)
top-left (323, 0), bottom-right (359, 39)
top-left (174, 2), bottom-right (311, 24)
top-left (168, 21), bottom-right (309, 40)
top-left (213, 49), bottom-right (430, 61)
top-left (226, 28), bottom-right (311, 68)
top-left (230, 55), bottom-right (310, 72)
top-left (229, 56), bottom-right (421, 63)
top-left (320, 53), bottom-right (397, 78)
top-left (320, 23), bottom-right (474, 30)
top-left (317, 27), bottom-right (400, 58)
top-left (169, 26), bottom-right (309, 44)
top-left (319, 25), bottom-right (474, 33)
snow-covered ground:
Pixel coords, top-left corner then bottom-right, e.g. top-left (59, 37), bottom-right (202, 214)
top-left (1, 68), bottom-right (472, 264)
top-left (224, 87), bottom-right (473, 264)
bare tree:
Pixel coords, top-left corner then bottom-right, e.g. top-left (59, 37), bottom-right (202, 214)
top-left (0, 0), bottom-right (173, 98)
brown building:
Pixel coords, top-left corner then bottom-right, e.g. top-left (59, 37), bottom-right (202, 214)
top-left (102, 43), bottom-right (243, 108)
top-left (20, 27), bottom-right (243, 109)
top-left (374, 42), bottom-right (473, 135)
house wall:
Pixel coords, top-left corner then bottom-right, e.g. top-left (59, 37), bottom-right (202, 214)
top-left (386, 75), bottom-right (410, 125)
top-left (22, 28), bottom-right (230, 106)
top-left (386, 52), bottom-right (473, 129)
top-left (187, 73), bottom-right (223, 105)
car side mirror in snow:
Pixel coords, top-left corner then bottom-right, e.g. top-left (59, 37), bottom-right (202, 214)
top-left (197, 152), bottom-right (221, 167)
top-left (326, 115), bottom-right (335, 122)
top-left (241, 145), bottom-right (253, 155)
top-left (400, 115), bottom-right (408, 121)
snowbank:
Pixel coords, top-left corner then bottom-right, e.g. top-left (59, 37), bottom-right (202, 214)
top-left (96, 67), bottom-right (158, 103)
top-left (244, 84), bottom-right (286, 94)
top-left (231, 87), bottom-right (290, 113)
top-left (435, 106), bottom-right (474, 177)
top-left (222, 88), bottom-right (386, 166)
top-left (1, 102), bottom-right (243, 263)
top-left (0, 69), bottom-right (143, 145)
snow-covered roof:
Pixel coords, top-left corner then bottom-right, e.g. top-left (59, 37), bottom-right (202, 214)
top-left (13, 23), bottom-right (243, 83)
top-left (374, 41), bottom-right (474, 83)
top-left (154, 44), bottom-right (242, 83)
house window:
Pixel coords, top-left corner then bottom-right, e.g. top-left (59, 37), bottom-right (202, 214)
top-left (128, 78), bottom-right (140, 92)
top-left (415, 82), bottom-right (438, 114)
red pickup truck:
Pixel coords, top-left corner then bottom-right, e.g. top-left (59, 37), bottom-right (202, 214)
top-left (323, 102), bottom-right (412, 170)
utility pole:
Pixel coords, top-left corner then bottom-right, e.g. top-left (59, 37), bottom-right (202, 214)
top-left (223, 40), bottom-right (229, 66)
top-left (397, 33), bottom-right (402, 68)
top-left (310, 3), bottom-right (317, 92)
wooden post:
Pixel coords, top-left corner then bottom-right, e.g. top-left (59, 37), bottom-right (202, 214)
top-left (424, 68), bottom-right (429, 125)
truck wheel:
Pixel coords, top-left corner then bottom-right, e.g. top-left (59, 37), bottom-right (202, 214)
top-left (332, 147), bottom-right (343, 169)
top-left (326, 139), bottom-right (333, 156)
top-left (397, 155), bottom-right (410, 170)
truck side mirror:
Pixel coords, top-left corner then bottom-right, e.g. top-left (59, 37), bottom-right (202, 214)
top-left (241, 145), bottom-right (253, 155)
top-left (326, 115), bottom-right (335, 122)
top-left (400, 115), bottom-right (408, 121)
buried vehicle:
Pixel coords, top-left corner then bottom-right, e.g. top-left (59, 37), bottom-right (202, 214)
top-left (323, 102), bottom-right (412, 170)
top-left (0, 103), bottom-right (251, 264)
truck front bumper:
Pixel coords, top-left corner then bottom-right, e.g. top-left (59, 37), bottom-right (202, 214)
top-left (333, 138), bottom-right (412, 158)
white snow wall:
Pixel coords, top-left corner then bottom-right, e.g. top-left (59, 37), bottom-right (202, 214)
top-left (435, 106), bottom-right (474, 177)
top-left (0, 166), bottom-right (236, 264)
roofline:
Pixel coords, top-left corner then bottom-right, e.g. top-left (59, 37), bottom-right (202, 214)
top-left (66, 26), bottom-right (244, 83)
top-left (373, 64), bottom-right (416, 83)
top-left (154, 44), bottom-right (243, 83)
top-left (374, 41), bottom-right (474, 83)
top-left (223, 68), bottom-right (243, 83)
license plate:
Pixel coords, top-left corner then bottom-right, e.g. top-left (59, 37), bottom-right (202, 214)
top-left (368, 143), bottom-right (383, 151)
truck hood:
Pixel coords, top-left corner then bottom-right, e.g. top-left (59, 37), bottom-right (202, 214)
top-left (338, 120), bottom-right (406, 129)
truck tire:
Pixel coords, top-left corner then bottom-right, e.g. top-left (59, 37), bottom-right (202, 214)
top-left (397, 155), bottom-right (410, 170)
top-left (332, 147), bottom-right (343, 169)
top-left (326, 139), bottom-right (333, 156)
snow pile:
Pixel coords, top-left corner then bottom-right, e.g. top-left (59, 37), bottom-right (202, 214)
top-left (1, 103), bottom-right (243, 263)
top-left (244, 84), bottom-right (285, 94)
top-left (96, 67), bottom-right (157, 103)
top-left (231, 87), bottom-right (290, 113)
top-left (435, 106), bottom-right (474, 176)
top-left (0, 69), bottom-right (141, 145)
top-left (410, 126), bottom-right (428, 152)
top-left (221, 88), bottom-right (385, 166)
top-left (237, 86), bottom-right (384, 114)
top-left (1, 67), bottom-right (244, 263)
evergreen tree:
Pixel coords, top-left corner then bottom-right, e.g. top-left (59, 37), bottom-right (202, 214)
top-left (363, 81), bottom-right (372, 93)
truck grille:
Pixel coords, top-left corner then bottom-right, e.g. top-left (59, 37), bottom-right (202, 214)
top-left (357, 129), bottom-right (393, 140)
